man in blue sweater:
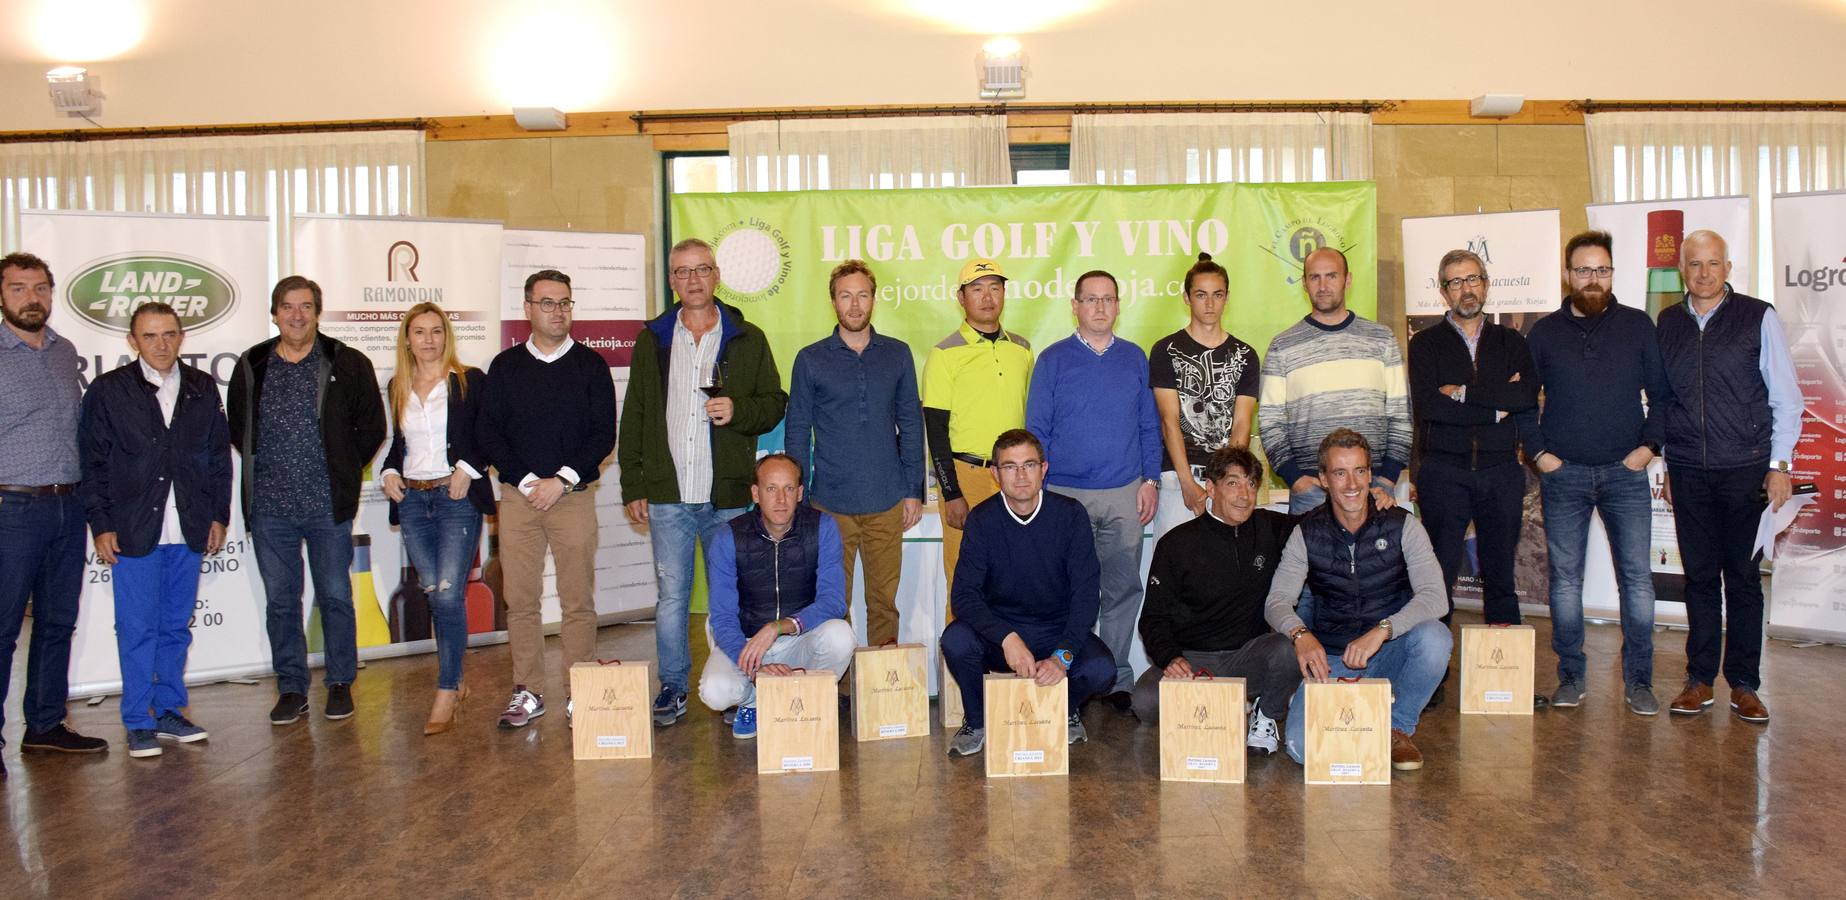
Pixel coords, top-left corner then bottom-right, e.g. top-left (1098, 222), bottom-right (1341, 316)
top-left (700, 454), bottom-right (854, 740)
top-left (1026, 269), bottom-right (1160, 710)
top-left (940, 429), bottom-right (1114, 757)
top-left (1514, 231), bottom-right (1671, 716)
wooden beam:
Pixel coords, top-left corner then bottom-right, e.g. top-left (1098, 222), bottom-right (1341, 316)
top-left (652, 133), bottom-right (728, 152)
top-left (426, 112), bottom-right (641, 141)
top-left (1371, 100), bottom-right (1581, 125)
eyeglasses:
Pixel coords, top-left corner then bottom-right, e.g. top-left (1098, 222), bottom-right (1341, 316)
top-left (1076, 296), bottom-right (1120, 306)
top-left (671, 265), bottom-right (716, 281)
top-left (995, 460), bottom-right (1042, 476)
top-left (1568, 266), bottom-right (1615, 279)
top-left (526, 298), bottom-right (575, 312)
top-left (1441, 274), bottom-right (1484, 290)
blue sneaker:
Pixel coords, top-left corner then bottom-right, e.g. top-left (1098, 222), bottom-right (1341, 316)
top-left (155, 712), bottom-right (209, 743)
top-left (127, 729), bottom-right (162, 758)
top-left (652, 687), bottom-right (687, 727)
top-left (732, 706), bottom-right (758, 740)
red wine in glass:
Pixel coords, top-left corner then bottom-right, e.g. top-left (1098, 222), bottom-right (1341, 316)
top-left (700, 366), bottom-right (725, 398)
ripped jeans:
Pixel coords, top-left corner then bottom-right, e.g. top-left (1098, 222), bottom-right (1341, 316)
top-left (398, 487), bottom-right (484, 690)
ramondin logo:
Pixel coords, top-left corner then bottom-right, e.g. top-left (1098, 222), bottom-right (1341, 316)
top-left (710, 218), bottom-right (793, 304)
top-left (388, 241), bottom-right (420, 281)
top-left (1338, 706), bottom-right (1355, 726)
top-left (1193, 704), bottom-right (1209, 724)
top-left (64, 253), bottom-right (238, 334)
top-left (1262, 218), bottom-right (1356, 287)
top-left (789, 696), bottom-right (805, 715)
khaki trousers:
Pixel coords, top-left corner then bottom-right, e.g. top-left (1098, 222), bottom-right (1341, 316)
top-left (940, 459), bottom-right (1000, 617)
top-left (498, 488), bottom-right (599, 696)
top-left (817, 499), bottom-right (908, 647)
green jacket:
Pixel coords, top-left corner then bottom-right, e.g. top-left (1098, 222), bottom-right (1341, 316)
top-left (619, 301), bottom-right (786, 508)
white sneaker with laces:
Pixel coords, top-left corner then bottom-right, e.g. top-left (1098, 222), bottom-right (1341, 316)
top-left (1246, 709), bottom-right (1280, 755)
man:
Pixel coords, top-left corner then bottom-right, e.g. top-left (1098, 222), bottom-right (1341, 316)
top-left (1515, 230), bottom-right (1670, 715)
top-left (922, 258), bottom-right (1032, 597)
top-left (0, 251), bottom-right (109, 762)
top-left (620, 239), bottom-right (786, 727)
top-left (1149, 253), bottom-right (1261, 541)
top-left (1408, 249), bottom-right (1539, 625)
top-left (1133, 446), bottom-right (1301, 755)
top-left (1266, 429), bottom-right (1451, 771)
top-left (478, 269), bottom-right (617, 729)
top-left (228, 276), bottom-right (385, 726)
top-left (80, 302), bottom-right (231, 757)
top-left (699, 454), bottom-right (856, 739)
top-left (783, 259), bottom-right (924, 648)
top-left (1657, 230), bottom-right (1802, 722)
top-left (1027, 269), bottom-right (1160, 709)
top-left (939, 429), bottom-right (1114, 757)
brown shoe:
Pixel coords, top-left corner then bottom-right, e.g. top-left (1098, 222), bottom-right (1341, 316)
top-left (1390, 728), bottom-right (1423, 771)
top-left (1669, 681), bottom-right (1714, 715)
top-left (1730, 688), bottom-right (1769, 723)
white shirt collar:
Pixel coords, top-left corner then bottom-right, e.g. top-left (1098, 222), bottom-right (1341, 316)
top-left (138, 358), bottom-right (178, 386)
top-left (525, 335), bottom-right (575, 363)
top-left (1003, 491), bottom-right (1045, 526)
top-left (1076, 330), bottom-right (1116, 357)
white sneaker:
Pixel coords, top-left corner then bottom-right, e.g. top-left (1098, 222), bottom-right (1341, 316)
top-left (1246, 709), bottom-right (1280, 755)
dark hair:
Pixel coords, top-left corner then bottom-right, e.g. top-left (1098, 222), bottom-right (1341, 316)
top-left (0, 252), bottom-right (53, 290)
top-left (270, 275), bottom-right (322, 315)
top-left (990, 428), bottom-right (1043, 463)
top-left (523, 269), bottom-right (571, 298)
top-left (1072, 269), bottom-right (1118, 298)
top-left (1564, 230), bottom-right (1614, 267)
top-left (1182, 253), bottom-right (1227, 296)
top-left (753, 452), bottom-right (802, 484)
top-left (1204, 445), bottom-right (1262, 484)
top-left (129, 301), bottom-right (182, 333)
top-left (1302, 246), bottom-right (1349, 277)
top-left (829, 259), bottom-right (877, 297)
top-left (1317, 427), bottom-right (1373, 473)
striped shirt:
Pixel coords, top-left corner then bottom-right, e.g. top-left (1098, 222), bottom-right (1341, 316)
top-left (664, 313), bottom-right (720, 504)
top-left (1258, 312), bottom-right (1413, 486)
top-left (0, 324), bottom-right (82, 485)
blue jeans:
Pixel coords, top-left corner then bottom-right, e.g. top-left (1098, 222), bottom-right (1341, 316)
top-left (0, 491), bottom-right (86, 733)
top-left (113, 544), bottom-right (202, 729)
top-left (1538, 460), bottom-right (1656, 687)
top-left (251, 513), bottom-right (358, 695)
top-left (1284, 619), bottom-right (1452, 763)
top-left (648, 502), bottom-right (745, 694)
top-left (398, 489), bottom-right (482, 691)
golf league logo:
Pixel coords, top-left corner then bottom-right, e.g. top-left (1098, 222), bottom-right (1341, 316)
top-left (1264, 218), bottom-right (1355, 287)
top-left (65, 253), bottom-right (238, 334)
top-left (712, 218), bottom-right (793, 304)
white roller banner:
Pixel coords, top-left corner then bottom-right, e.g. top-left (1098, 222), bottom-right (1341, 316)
top-left (20, 210), bottom-right (273, 696)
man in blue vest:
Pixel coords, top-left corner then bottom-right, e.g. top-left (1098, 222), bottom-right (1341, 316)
top-left (1658, 230), bottom-right (1803, 723)
top-left (1266, 428), bottom-right (1451, 771)
top-left (699, 453), bottom-right (854, 740)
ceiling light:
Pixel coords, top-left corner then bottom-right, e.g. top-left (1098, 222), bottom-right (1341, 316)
top-left (513, 107), bottom-right (568, 131)
top-left (979, 37), bottom-right (1025, 100)
top-left (46, 66), bottom-right (103, 118)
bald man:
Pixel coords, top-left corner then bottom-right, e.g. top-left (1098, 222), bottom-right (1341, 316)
top-left (1656, 230), bottom-right (1802, 724)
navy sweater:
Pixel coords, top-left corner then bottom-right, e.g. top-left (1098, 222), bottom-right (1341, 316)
top-left (949, 491), bottom-right (1100, 656)
top-left (1515, 300), bottom-right (1670, 465)
top-left (477, 342), bottom-right (618, 487)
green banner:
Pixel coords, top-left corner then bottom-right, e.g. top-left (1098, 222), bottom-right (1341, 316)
top-left (670, 180), bottom-right (1377, 382)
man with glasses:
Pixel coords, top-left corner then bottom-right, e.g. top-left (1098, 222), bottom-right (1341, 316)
top-left (939, 429), bottom-right (1114, 758)
top-left (1515, 231), bottom-right (1671, 715)
top-left (1656, 230), bottom-right (1802, 723)
top-left (1026, 269), bottom-right (1160, 711)
top-left (479, 269), bottom-right (617, 728)
top-left (1408, 249), bottom-right (1538, 627)
top-left (620, 239), bottom-right (786, 727)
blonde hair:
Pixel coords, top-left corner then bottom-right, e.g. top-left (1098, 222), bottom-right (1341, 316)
top-left (390, 302), bottom-right (469, 427)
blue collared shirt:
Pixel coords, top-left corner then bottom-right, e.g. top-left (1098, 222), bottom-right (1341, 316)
top-left (0, 324), bottom-right (82, 485)
top-left (784, 326), bottom-right (925, 515)
top-left (1687, 289), bottom-right (1804, 465)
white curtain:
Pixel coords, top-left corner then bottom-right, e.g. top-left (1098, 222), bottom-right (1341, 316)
top-left (1585, 110), bottom-right (1846, 299)
top-left (0, 130), bottom-right (426, 276)
top-left (1070, 112), bottom-right (1372, 185)
top-left (728, 116), bottom-right (1011, 191)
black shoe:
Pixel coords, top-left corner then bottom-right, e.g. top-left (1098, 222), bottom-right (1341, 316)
top-left (1106, 691), bottom-right (1134, 713)
top-left (324, 684), bottom-right (355, 720)
top-left (20, 723), bottom-right (108, 753)
top-left (270, 692), bottom-right (310, 726)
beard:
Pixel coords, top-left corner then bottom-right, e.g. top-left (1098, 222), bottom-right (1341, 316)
top-left (1, 302), bottom-right (47, 333)
top-left (1569, 286), bottom-right (1612, 317)
top-left (1451, 293), bottom-right (1484, 319)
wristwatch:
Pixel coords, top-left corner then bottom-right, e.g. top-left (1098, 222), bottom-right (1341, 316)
top-left (1378, 618), bottom-right (1395, 640)
top-left (1642, 441), bottom-right (1662, 457)
top-left (1052, 649), bottom-right (1074, 668)
top-left (1288, 626), bottom-right (1311, 643)
top-left (1770, 460), bottom-right (1791, 473)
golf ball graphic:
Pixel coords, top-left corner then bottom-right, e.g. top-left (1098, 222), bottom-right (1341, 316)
top-left (716, 229), bottom-right (779, 294)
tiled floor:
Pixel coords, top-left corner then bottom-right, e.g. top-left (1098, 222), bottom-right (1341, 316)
top-left (3, 612), bottom-right (1843, 898)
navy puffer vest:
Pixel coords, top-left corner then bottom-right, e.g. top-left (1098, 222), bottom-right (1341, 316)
top-left (729, 506), bottom-right (823, 637)
top-left (1657, 291), bottom-right (1773, 470)
top-left (1301, 503), bottom-right (1414, 652)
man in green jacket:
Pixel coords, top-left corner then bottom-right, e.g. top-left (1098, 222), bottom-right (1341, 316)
top-left (620, 237), bottom-right (787, 727)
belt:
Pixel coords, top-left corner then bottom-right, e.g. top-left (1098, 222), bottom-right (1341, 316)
top-left (404, 477), bottom-right (449, 491)
top-left (952, 453), bottom-right (989, 467)
top-left (0, 483), bottom-right (76, 496)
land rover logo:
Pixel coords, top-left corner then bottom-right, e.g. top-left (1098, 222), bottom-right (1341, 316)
top-left (65, 253), bottom-right (238, 334)
top-left (789, 696), bottom-right (805, 715)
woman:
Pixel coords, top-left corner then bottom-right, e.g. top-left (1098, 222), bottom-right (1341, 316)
top-left (380, 302), bottom-right (494, 735)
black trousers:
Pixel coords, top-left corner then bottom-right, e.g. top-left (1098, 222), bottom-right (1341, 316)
top-left (1418, 457), bottom-right (1526, 625)
top-left (1668, 463), bottom-right (1767, 691)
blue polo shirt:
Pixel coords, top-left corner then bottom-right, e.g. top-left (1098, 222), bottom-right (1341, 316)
top-left (783, 326), bottom-right (925, 515)
top-left (1025, 332), bottom-right (1162, 490)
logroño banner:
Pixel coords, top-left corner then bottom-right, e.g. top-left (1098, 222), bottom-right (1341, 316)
top-left (20, 210), bottom-right (274, 695)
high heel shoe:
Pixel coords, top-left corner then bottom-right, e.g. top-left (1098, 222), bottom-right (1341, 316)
top-left (423, 684), bottom-right (470, 736)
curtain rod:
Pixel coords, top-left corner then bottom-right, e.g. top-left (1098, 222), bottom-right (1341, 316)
top-left (1574, 100), bottom-right (1846, 113)
top-left (631, 101), bottom-right (1390, 124)
top-left (0, 119), bottom-right (429, 145)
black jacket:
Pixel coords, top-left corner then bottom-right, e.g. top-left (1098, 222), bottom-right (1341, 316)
top-left (382, 367), bottom-right (496, 523)
top-left (1139, 508), bottom-right (1297, 668)
top-left (1408, 318), bottom-right (1538, 469)
top-left (79, 361), bottom-right (233, 556)
top-left (227, 333), bottom-right (386, 525)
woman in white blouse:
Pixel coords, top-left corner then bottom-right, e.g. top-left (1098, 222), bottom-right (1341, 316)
top-left (380, 302), bottom-right (494, 735)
